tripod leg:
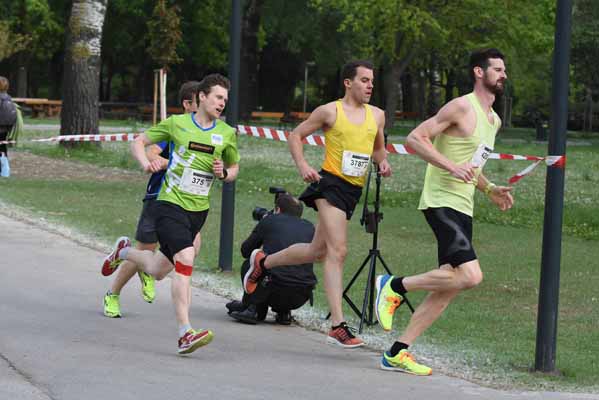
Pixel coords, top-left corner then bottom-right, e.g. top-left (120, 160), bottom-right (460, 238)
top-left (325, 253), bottom-right (372, 320)
top-left (359, 250), bottom-right (378, 333)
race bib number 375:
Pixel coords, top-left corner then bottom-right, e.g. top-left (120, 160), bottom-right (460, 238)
top-left (342, 151), bottom-right (370, 177)
top-left (179, 168), bottom-right (214, 196)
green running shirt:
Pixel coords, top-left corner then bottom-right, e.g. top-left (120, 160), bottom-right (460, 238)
top-left (145, 113), bottom-right (240, 212)
top-left (418, 92), bottom-right (500, 217)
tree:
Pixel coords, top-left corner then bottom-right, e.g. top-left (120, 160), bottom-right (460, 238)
top-left (0, 20), bottom-right (31, 62)
top-left (311, 0), bottom-right (444, 127)
top-left (146, 0), bottom-right (182, 70)
top-left (60, 0), bottom-right (108, 141)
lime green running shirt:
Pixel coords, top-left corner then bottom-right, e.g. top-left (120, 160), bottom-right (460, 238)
top-left (145, 113), bottom-right (240, 212)
top-left (418, 92), bottom-right (500, 217)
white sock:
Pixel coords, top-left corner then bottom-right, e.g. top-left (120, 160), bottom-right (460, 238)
top-left (179, 324), bottom-right (192, 337)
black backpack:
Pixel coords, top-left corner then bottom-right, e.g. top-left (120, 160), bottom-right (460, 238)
top-left (0, 93), bottom-right (17, 126)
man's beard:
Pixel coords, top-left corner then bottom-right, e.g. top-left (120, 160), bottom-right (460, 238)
top-left (483, 76), bottom-right (505, 96)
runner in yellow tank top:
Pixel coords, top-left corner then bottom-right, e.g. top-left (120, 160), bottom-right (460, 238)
top-left (374, 49), bottom-right (515, 376)
top-left (243, 60), bottom-right (392, 348)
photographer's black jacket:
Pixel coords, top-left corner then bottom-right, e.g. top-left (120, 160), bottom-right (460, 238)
top-left (241, 213), bottom-right (317, 288)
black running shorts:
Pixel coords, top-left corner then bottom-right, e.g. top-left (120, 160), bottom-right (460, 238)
top-left (422, 207), bottom-right (477, 268)
top-left (134, 199), bottom-right (160, 244)
top-left (299, 170), bottom-right (362, 220)
top-left (154, 201), bottom-right (208, 263)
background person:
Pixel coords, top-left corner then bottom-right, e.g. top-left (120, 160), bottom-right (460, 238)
top-left (227, 193), bottom-right (317, 325)
top-left (0, 76), bottom-right (18, 177)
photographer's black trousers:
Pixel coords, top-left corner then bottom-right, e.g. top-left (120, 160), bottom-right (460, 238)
top-left (240, 260), bottom-right (312, 313)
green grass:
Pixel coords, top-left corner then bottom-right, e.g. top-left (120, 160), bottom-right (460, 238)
top-left (2, 130), bottom-right (599, 392)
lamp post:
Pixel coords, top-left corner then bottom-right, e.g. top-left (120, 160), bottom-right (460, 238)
top-left (303, 61), bottom-right (316, 112)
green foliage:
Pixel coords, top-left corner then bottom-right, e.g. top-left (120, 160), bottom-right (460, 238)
top-left (572, 0), bottom-right (599, 92)
top-left (2, 0), bottom-right (64, 61)
top-left (146, 0), bottom-right (183, 69)
top-left (0, 20), bottom-right (31, 61)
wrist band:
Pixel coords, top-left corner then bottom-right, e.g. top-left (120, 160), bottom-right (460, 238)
top-left (219, 168), bottom-right (228, 180)
top-left (484, 182), bottom-right (496, 196)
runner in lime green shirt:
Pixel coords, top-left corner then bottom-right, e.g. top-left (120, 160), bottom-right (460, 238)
top-left (375, 49), bottom-right (514, 375)
top-left (100, 74), bottom-right (240, 355)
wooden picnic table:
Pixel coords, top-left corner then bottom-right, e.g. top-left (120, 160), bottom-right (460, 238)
top-left (13, 98), bottom-right (62, 118)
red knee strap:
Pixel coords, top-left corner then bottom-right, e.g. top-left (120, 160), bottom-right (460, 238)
top-left (175, 261), bottom-right (193, 276)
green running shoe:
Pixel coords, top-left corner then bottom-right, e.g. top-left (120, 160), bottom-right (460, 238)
top-left (375, 275), bottom-right (403, 331)
top-left (381, 350), bottom-right (432, 376)
top-left (138, 271), bottom-right (156, 303)
top-left (103, 292), bottom-right (121, 318)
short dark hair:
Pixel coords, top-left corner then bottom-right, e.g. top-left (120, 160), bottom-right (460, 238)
top-left (341, 60), bottom-right (374, 82)
top-left (197, 73), bottom-right (231, 96)
top-left (469, 48), bottom-right (505, 82)
top-left (275, 194), bottom-right (303, 218)
top-left (0, 76), bottom-right (9, 92)
top-left (178, 81), bottom-right (200, 107)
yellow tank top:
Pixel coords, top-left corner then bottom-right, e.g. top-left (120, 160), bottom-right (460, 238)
top-left (418, 92), bottom-right (500, 216)
top-left (321, 101), bottom-right (378, 187)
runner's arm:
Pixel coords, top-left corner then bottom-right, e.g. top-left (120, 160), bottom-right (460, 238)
top-left (288, 104), bottom-right (333, 182)
top-left (131, 133), bottom-right (163, 173)
top-left (406, 97), bottom-right (474, 182)
top-left (146, 144), bottom-right (168, 170)
top-left (477, 173), bottom-right (514, 211)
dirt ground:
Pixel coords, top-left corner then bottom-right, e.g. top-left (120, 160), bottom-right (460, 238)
top-left (7, 150), bottom-right (146, 182)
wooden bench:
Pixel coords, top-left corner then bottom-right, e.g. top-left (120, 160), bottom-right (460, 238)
top-left (250, 111), bottom-right (285, 121)
top-left (138, 105), bottom-right (185, 120)
top-left (280, 111), bottom-right (311, 127)
top-left (13, 98), bottom-right (62, 118)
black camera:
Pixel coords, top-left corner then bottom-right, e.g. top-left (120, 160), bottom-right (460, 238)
top-left (252, 186), bottom-right (287, 221)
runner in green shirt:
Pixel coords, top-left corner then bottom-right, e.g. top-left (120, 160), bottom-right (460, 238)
top-left (101, 74), bottom-right (240, 355)
top-left (375, 49), bottom-right (514, 375)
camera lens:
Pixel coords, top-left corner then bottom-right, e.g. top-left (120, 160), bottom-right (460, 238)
top-left (252, 207), bottom-right (269, 221)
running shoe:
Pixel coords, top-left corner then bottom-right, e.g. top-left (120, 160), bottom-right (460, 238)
top-left (326, 322), bottom-right (364, 348)
top-left (138, 271), bottom-right (156, 303)
top-left (243, 249), bottom-right (266, 294)
top-left (375, 274), bottom-right (403, 331)
top-left (380, 349), bottom-right (432, 376)
top-left (101, 236), bottom-right (130, 276)
top-left (177, 329), bottom-right (214, 355)
top-left (103, 292), bottom-right (121, 318)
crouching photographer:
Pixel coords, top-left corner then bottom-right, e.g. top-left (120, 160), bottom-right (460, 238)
top-left (226, 191), bottom-right (317, 325)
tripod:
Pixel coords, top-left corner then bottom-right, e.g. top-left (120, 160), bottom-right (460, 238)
top-left (336, 161), bottom-right (415, 333)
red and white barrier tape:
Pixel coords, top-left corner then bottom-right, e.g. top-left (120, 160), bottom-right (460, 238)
top-left (2, 126), bottom-right (565, 183)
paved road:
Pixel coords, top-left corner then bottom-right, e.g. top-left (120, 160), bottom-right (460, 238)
top-left (1, 214), bottom-right (596, 400)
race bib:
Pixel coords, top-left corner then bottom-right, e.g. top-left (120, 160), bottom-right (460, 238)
top-left (179, 168), bottom-right (214, 196)
top-left (211, 134), bottom-right (223, 146)
top-left (471, 143), bottom-right (493, 168)
top-left (341, 151), bottom-right (370, 177)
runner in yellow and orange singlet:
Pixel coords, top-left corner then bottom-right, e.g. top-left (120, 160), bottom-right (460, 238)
top-left (244, 60), bottom-right (392, 348)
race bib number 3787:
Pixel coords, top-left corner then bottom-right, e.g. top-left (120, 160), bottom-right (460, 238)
top-left (179, 168), bottom-right (214, 196)
top-left (342, 151), bottom-right (370, 177)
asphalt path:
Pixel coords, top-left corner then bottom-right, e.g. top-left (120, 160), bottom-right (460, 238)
top-left (1, 214), bottom-right (596, 400)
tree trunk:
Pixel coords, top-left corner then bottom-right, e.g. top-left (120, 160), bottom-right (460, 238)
top-left (60, 0), bottom-right (107, 143)
top-left (444, 69), bottom-right (456, 104)
top-left (239, 0), bottom-right (264, 120)
top-left (383, 50), bottom-right (416, 129)
top-left (17, 65), bottom-right (27, 98)
top-left (584, 86), bottom-right (593, 132)
top-left (426, 57), bottom-right (441, 116)
top-left (417, 69), bottom-right (426, 120)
